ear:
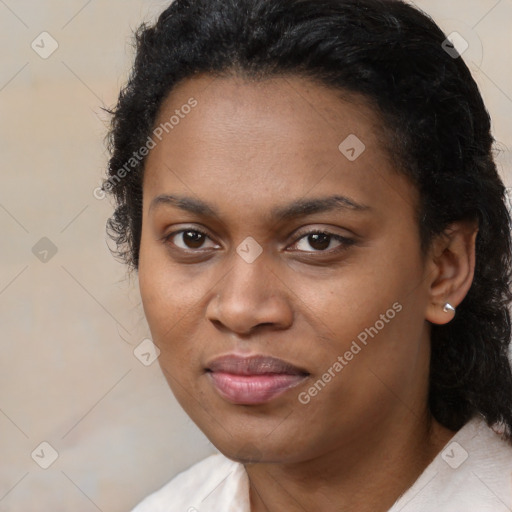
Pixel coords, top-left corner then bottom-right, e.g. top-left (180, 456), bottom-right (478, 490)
top-left (425, 219), bottom-right (479, 325)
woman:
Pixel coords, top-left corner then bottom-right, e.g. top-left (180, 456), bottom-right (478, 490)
top-left (103, 0), bottom-right (512, 510)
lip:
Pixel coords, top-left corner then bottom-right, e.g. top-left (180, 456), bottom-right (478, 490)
top-left (205, 354), bottom-right (309, 405)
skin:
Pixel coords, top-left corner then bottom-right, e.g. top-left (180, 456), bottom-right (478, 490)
top-left (138, 74), bottom-right (478, 512)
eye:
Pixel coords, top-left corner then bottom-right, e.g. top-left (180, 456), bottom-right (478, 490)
top-left (164, 228), bottom-right (219, 251)
top-left (290, 230), bottom-right (354, 253)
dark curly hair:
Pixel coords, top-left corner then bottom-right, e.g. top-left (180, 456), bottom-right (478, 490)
top-left (104, 0), bottom-right (512, 439)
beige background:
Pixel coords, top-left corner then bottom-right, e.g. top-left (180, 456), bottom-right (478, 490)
top-left (1, 0), bottom-right (511, 510)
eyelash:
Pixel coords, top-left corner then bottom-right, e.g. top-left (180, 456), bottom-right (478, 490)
top-left (162, 227), bottom-right (355, 255)
top-left (290, 230), bottom-right (355, 254)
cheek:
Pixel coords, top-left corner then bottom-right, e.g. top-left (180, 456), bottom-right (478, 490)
top-left (138, 242), bottom-right (190, 345)
top-left (289, 246), bottom-right (426, 379)
top-left (289, 263), bottom-right (402, 341)
top-left (138, 243), bottom-right (219, 384)
top-left (138, 263), bottom-right (199, 387)
top-left (138, 229), bottom-right (199, 322)
top-left (297, 303), bottom-right (427, 440)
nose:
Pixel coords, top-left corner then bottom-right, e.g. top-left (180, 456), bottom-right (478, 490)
top-left (206, 251), bottom-right (294, 336)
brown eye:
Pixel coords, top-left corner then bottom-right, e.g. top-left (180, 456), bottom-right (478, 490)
top-left (165, 229), bottom-right (218, 251)
top-left (182, 230), bottom-right (206, 249)
top-left (306, 233), bottom-right (331, 250)
top-left (291, 230), bottom-right (354, 253)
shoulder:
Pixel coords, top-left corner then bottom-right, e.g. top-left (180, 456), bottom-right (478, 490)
top-left (391, 416), bottom-right (512, 512)
top-left (130, 452), bottom-right (250, 512)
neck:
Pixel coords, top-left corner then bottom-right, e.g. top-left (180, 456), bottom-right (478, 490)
top-left (245, 412), bottom-right (456, 512)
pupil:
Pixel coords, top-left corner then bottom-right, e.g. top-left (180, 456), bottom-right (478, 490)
top-left (309, 233), bottom-right (330, 250)
top-left (184, 231), bottom-right (204, 248)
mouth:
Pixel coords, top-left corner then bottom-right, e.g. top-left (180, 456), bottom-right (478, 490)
top-left (205, 354), bottom-right (310, 405)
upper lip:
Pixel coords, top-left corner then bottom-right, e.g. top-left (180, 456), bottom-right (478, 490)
top-left (206, 354), bottom-right (309, 376)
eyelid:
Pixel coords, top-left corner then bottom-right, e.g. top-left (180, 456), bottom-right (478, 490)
top-left (161, 224), bottom-right (355, 254)
top-left (287, 228), bottom-right (355, 253)
top-left (161, 225), bottom-right (220, 249)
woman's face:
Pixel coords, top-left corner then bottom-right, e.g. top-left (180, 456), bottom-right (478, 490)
top-left (138, 74), bottom-right (436, 463)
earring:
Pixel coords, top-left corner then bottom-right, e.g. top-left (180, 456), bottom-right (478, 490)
top-left (443, 303), bottom-right (455, 313)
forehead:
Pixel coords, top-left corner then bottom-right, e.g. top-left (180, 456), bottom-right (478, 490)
top-left (142, 74), bottom-right (417, 221)
top-left (151, 73), bottom-right (385, 159)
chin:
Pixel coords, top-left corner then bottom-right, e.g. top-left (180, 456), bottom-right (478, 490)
top-left (209, 431), bottom-right (308, 465)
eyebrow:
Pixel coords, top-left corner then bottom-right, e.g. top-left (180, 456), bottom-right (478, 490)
top-left (149, 194), bottom-right (370, 221)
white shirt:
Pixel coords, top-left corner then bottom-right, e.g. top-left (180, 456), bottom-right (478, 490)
top-left (131, 416), bottom-right (512, 511)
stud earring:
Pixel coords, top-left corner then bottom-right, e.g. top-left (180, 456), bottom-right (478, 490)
top-left (443, 303), bottom-right (455, 313)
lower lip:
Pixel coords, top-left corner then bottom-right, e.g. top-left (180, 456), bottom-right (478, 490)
top-left (207, 371), bottom-right (307, 404)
